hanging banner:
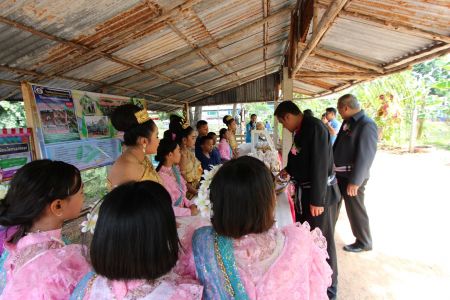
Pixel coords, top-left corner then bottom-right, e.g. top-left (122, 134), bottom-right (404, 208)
top-left (0, 128), bottom-right (33, 182)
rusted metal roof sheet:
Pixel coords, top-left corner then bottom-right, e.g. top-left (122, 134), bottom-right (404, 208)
top-left (0, 0), bottom-right (448, 108)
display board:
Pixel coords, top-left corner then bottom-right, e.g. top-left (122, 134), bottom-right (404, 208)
top-left (23, 83), bottom-right (147, 171)
top-left (0, 128), bottom-right (33, 182)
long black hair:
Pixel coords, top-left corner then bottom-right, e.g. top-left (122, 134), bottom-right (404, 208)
top-left (210, 156), bottom-right (275, 238)
top-left (111, 104), bottom-right (157, 146)
top-left (0, 160), bottom-right (82, 243)
top-left (155, 138), bottom-right (179, 171)
top-left (90, 181), bottom-right (179, 281)
top-left (177, 126), bottom-right (195, 145)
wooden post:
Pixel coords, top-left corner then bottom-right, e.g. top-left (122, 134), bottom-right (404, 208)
top-left (183, 103), bottom-right (190, 126)
top-left (409, 99), bottom-right (418, 153)
top-left (20, 81), bottom-right (43, 159)
top-left (281, 67), bottom-right (293, 168)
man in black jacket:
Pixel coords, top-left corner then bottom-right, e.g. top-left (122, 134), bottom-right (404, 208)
top-left (334, 94), bottom-right (378, 253)
top-left (275, 101), bottom-right (340, 300)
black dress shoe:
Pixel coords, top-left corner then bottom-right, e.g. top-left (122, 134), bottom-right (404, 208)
top-left (343, 242), bottom-right (372, 253)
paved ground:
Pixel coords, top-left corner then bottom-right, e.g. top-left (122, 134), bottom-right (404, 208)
top-left (336, 149), bottom-right (450, 299)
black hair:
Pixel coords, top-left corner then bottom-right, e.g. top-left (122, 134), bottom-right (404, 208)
top-left (168, 115), bottom-right (183, 136)
top-left (303, 109), bottom-right (314, 118)
top-left (207, 132), bottom-right (217, 138)
top-left (111, 104), bottom-right (157, 146)
top-left (90, 181), bottom-right (179, 281)
top-left (155, 138), bottom-right (179, 171)
top-left (196, 120), bottom-right (208, 130)
top-left (0, 160), bottom-right (82, 243)
top-left (326, 107), bottom-right (337, 115)
top-left (219, 128), bottom-right (228, 140)
top-left (210, 156), bottom-right (275, 238)
top-left (200, 135), bottom-right (213, 146)
top-left (223, 115), bottom-right (236, 127)
top-left (178, 126), bottom-right (195, 145)
top-left (273, 101), bottom-right (301, 118)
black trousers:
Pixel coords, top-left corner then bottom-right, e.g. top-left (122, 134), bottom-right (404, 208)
top-left (336, 176), bottom-right (372, 249)
top-left (296, 189), bottom-right (338, 298)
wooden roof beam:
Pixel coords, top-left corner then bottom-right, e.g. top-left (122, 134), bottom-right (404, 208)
top-left (0, 3), bottom-right (211, 95)
top-left (293, 0), bottom-right (351, 75)
top-left (316, 2), bottom-right (450, 44)
top-left (311, 46), bottom-right (385, 73)
top-left (296, 71), bottom-right (378, 79)
top-left (101, 35), bottom-right (286, 92)
top-left (187, 65), bottom-right (281, 104)
top-left (0, 65), bottom-right (182, 108)
top-left (384, 43), bottom-right (450, 70)
top-left (148, 5), bottom-right (295, 71)
top-left (154, 55), bottom-right (283, 104)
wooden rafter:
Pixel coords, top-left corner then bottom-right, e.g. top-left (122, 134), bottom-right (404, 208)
top-left (385, 43), bottom-right (450, 70)
top-left (311, 46), bottom-right (385, 73)
top-left (186, 64), bottom-right (281, 104)
top-left (154, 55), bottom-right (283, 104)
top-left (0, 11), bottom-right (211, 96)
top-left (316, 2), bottom-right (450, 44)
top-left (0, 65), bottom-right (182, 107)
top-left (311, 53), bottom-right (376, 72)
top-left (166, 15), bottom-right (241, 84)
top-left (101, 35), bottom-right (287, 91)
top-left (295, 71), bottom-right (378, 79)
top-left (293, 0), bottom-right (350, 75)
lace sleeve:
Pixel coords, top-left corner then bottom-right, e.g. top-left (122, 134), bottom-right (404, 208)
top-left (295, 222), bottom-right (332, 299)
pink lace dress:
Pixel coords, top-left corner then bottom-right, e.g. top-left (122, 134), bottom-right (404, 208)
top-left (0, 229), bottom-right (90, 300)
top-left (184, 222), bottom-right (332, 299)
top-left (218, 139), bottom-right (232, 161)
top-left (74, 273), bottom-right (203, 300)
top-left (158, 165), bottom-right (193, 217)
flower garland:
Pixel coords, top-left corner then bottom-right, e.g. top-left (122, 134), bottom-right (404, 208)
top-left (194, 164), bottom-right (222, 218)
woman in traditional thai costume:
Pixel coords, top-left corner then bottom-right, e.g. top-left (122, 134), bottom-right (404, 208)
top-left (156, 138), bottom-right (198, 217)
top-left (70, 181), bottom-right (203, 300)
top-left (217, 128), bottom-right (232, 162)
top-left (0, 160), bottom-right (90, 299)
top-left (223, 115), bottom-right (238, 158)
top-left (178, 127), bottom-right (203, 199)
top-left (107, 104), bottom-right (162, 190)
top-left (186, 156), bottom-right (332, 299)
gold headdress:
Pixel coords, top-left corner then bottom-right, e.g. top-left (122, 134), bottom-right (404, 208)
top-left (134, 109), bottom-right (151, 124)
top-left (225, 115), bottom-right (234, 122)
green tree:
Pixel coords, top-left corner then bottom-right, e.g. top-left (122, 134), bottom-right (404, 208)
top-left (0, 101), bottom-right (26, 128)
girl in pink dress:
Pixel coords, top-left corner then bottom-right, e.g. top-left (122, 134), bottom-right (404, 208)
top-left (0, 160), bottom-right (90, 299)
top-left (183, 156), bottom-right (332, 299)
top-left (217, 128), bottom-right (232, 162)
top-left (156, 138), bottom-right (198, 217)
top-left (70, 181), bottom-right (203, 300)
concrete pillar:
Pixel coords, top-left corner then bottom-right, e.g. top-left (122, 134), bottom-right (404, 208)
top-left (281, 67), bottom-right (293, 168)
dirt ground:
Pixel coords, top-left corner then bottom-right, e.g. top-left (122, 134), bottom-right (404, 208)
top-left (336, 149), bottom-right (450, 299)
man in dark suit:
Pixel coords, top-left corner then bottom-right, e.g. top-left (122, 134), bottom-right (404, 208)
top-left (334, 94), bottom-right (378, 253)
top-left (275, 101), bottom-right (340, 300)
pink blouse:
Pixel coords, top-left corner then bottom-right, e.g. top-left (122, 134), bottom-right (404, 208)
top-left (218, 139), bottom-right (232, 161)
top-left (158, 165), bottom-right (192, 217)
top-left (80, 273), bottom-right (203, 300)
top-left (1, 229), bottom-right (90, 300)
top-left (179, 222), bottom-right (332, 299)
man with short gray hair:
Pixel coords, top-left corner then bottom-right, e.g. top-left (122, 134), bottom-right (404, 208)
top-left (334, 94), bottom-right (378, 253)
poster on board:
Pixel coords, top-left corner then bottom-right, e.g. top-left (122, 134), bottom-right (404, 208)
top-left (45, 138), bottom-right (122, 171)
top-left (32, 85), bottom-right (80, 144)
top-left (0, 128), bottom-right (33, 182)
top-left (71, 90), bottom-right (145, 139)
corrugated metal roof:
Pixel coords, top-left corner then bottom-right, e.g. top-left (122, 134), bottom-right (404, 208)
top-left (0, 0), bottom-right (448, 108)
